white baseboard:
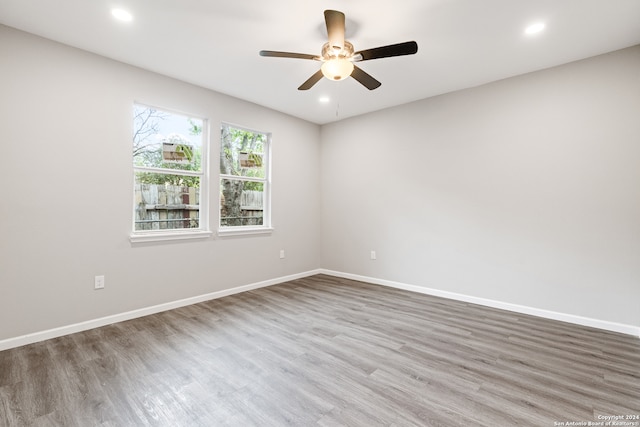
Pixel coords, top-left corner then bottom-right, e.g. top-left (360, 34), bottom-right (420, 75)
top-left (0, 269), bottom-right (322, 351)
top-left (320, 269), bottom-right (640, 338)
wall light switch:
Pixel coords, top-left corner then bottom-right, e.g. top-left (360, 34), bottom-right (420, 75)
top-left (370, 251), bottom-right (377, 260)
top-left (280, 249), bottom-right (285, 259)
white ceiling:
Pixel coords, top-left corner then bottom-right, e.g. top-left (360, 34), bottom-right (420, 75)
top-left (1, 0), bottom-right (639, 124)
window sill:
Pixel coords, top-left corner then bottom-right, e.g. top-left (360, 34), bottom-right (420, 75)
top-left (217, 226), bottom-right (274, 237)
top-left (130, 230), bottom-right (213, 244)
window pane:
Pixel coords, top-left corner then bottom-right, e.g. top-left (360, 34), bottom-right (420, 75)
top-left (133, 105), bottom-right (203, 172)
top-left (220, 179), bottom-right (264, 227)
top-left (220, 124), bottom-right (266, 178)
top-left (134, 173), bottom-right (200, 231)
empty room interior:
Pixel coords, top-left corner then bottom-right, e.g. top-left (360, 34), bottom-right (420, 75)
top-left (1, 1), bottom-right (639, 426)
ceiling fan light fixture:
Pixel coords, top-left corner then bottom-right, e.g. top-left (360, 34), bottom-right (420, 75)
top-left (259, 11), bottom-right (417, 90)
top-left (321, 58), bottom-right (354, 81)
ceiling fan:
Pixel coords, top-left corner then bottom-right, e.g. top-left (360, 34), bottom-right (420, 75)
top-left (259, 10), bottom-right (418, 91)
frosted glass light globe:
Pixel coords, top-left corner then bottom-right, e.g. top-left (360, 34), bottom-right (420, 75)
top-left (321, 58), bottom-right (354, 81)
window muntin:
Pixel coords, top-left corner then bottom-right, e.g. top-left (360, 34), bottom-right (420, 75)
top-left (132, 104), bottom-right (208, 235)
top-left (219, 124), bottom-right (270, 231)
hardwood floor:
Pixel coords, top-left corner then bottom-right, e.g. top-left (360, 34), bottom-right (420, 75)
top-left (1, 274), bottom-right (638, 426)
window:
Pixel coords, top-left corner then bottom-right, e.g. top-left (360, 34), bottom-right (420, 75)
top-left (219, 123), bottom-right (271, 234)
top-left (131, 104), bottom-right (210, 241)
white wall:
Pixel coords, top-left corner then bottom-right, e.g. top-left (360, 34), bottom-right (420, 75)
top-left (320, 46), bottom-right (640, 328)
top-left (0, 25), bottom-right (321, 342)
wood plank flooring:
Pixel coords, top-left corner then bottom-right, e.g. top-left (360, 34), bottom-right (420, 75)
top-left (0, 274), bottom-right (639, 426)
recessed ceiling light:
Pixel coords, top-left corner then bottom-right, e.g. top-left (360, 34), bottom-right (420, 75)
top-left (525, 22), bottom-right (545, 35)
top-left (111, 8), bottom-right (133, 22)
top-left (319, 97), bottom-right (330, 103)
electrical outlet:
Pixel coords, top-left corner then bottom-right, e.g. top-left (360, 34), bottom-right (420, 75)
top-left (370, 250), bottom-right (377, 260)
top-left (94, 275), bottom-right (105, 290)
top-left (280, 249), bottom-right (285, 259)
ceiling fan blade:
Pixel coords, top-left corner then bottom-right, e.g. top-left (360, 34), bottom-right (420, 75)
top-left (298, 70), bottom-right (324, 90)
top-left (351, 65), bottom-right (381, 90)
top-left (324, 10), bottom-right (345, 51)
top-left (259, 50), bottom-right (318, 60)
top-left (354, 41), bottom-right (418, 61)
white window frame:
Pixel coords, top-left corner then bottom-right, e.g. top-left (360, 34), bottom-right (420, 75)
top-left (218, 123), bottom-right (272, 237)
top-left (130, 103), bottom-right (212, 243)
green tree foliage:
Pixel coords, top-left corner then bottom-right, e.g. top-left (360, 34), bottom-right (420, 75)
top-left (133, 106), bottom-right (202, 187)
top-left (220, 125), bottom-right (266, 226)
top-left (220, 127), bottom-right (265, 189)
